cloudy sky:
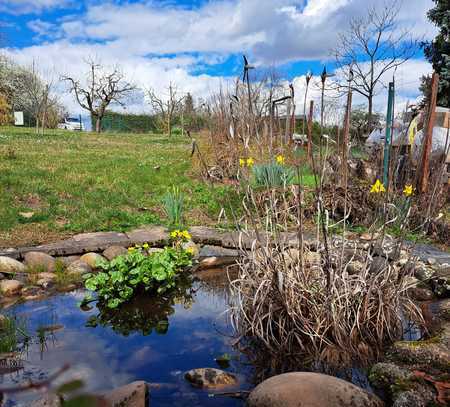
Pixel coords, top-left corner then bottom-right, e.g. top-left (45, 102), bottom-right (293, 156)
top-left (0, 0), bottom-right (437, 116)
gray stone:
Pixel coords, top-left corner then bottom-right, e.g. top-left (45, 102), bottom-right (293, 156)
top-left (66, 260), bottom-right (92, 275)
top-left (126, 226), bottom-right (168, 245)
top-left (103, 246), bottom-right (127, 261)
top-left (414, 264), bottom-right (434, 282)
top-left (427, 257), bottom-right (437, 266)
top-left (100, 381), bottom-right (148, 407)
top-left (184, 368), bottom-right (237, 389)
top-left (182, 240), bottom-right (200, 259)
top-left (80, 253), bottom-right (106, 269)
top-left (347, 260), bottom-right (365, 275)
top-left (370, 256), bottom-right (388, 274)
top-left (409, 287), bottom-right (434, 301)
top-left (55, 256), bottom-right (80, 267)
top-left (24, 252), bottom-right (56, 273)
top-left (0, 280), bottom-right (23, 296)
top-left (0, 256), bottom-right (25, 274)
top-left (199, 245), bottom-right (239, 259)
top-left (247, 372), bottom-right (384, 407)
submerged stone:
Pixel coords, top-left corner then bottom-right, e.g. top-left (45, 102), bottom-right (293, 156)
top-left (184, 368), bottom-right (237, 389)
top-left (247, 372), bottom-right (384, 407)
top-left (100, 380), bottom-right (149, 407)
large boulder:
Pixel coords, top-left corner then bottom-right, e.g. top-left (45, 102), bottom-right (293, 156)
top-left (184, 368), bottom-right (237, 389)
top-left (0, 280), bottom-right (23, 296)
top-left (80, 253), bottom-right (106, 270)
top-left (247, 372), bottom-right (384, 407)
top-left (0, 256), bottom-right (25, 274)
top-left (100, 381), bottom-right (148, 407)
top-left (24, 252), bottom-right (56, 273)
top-left (66, 260), bottom-right (92, 275)
top-left (56, 256), bottom-right (80, 267)
top-left (103, 246), bottom-right (127, 261)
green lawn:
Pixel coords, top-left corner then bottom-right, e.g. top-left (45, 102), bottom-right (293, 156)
top-left (0, 126), bottom-right (235, 247)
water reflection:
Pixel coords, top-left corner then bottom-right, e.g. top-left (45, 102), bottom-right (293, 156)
top-left (2, 273), bottom-right (250, 407)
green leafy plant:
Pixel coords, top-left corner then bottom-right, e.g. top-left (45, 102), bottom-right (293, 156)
top-left (0, 314), bottom-right (29, 353)
top-left (252, 162), bottom-right (295, 188)
top-left (162, 186), bottom-right (185, 227)
top-left (83, 245), bottom-right (193, 309)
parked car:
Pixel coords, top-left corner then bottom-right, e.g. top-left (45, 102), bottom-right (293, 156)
top-left (58, 117), bottom-right (83, 131)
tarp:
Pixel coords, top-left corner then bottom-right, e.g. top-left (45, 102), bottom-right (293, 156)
top-left (412, 126), bottom-right (450, 160)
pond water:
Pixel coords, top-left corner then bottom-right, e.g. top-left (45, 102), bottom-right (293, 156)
top-left (2, 270), bottom-right (252, 407)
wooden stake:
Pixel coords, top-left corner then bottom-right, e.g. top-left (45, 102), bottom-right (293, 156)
top-left (419, 72), bottom-right (439, 194)
top-left (307, 100), bottom-right (314, 162)
top-left (342, 88), bottom-right (353, 187)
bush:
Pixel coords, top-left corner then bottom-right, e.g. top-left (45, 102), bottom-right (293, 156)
top-left (83, 244), bottom-right (193, 309)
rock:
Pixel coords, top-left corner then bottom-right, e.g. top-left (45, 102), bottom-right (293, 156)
top-left (347, 260), bottom-right (365, 275)
top-left (80, 253), bottom-right (106, 270)
top-left (19, 211), bottom-right (34, 219)
top-left (370, 256), bottom-right (388, 274)
top-left (434, 299), bottom-right (450, 321)
top-left (24, 252), bottom-right (56, 273)
top-left (29, 394), bottom-right (62, 407)
top-left (427, 257), bottom-right (437, 266)
top-left (414, 264), bottom-right (434, 282)
top-left (103, 246), bottom-right (127, 261)
top-left (369, 363), bottom-right (412, 392)
top-left (147, 248), bottom-right (163, 254)
top-left (392, 390), bottom-right (435, 407)
top-left (55, 256), bottom-right (80, 267)
top-left (409, 287), bottom-right (434, 301)
top-left (0, 273), bottom-right (5, 280)
top-left (182, 240), bottom-right (200, 259)
top-left (0, 280), bottom-right (23, 296)
top-left (430, 267), bottom-right (450, 298)
top-left (199, 257), bottom-right (236, 269)
top-left (100, 381), bottom-right (149, 407)
top-left (184, 368), bottom-right (237, 389)
top-left (0, 256), bottom-right (25, 274)
top-left (66, 260), bottom-right (92, 275)
top-left (247, 372), bottom-right (384, 407)
top-left (198, 245), bottom-right (238, 268)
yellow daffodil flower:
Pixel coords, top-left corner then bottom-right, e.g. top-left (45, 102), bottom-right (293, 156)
top-left (246, 157), bottom-right (254, 167)
top-left (142, 243), bottom-right (149, 249)
top-left (239, 158), bottom-right (245, 167)
top-left (128, 247), bottom-right (135, 252)
top-left (276, 154), bottom-right (285, 165)
top-left (370, 179), bottom-right (386, 194)
top-left (403, 184), bottom-right (413, 197)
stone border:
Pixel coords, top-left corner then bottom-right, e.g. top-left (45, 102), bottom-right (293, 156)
top-left (0, 226), bottom-right (312, 260)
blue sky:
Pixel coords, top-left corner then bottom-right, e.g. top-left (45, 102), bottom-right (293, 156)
top-left (0, 0), bottom-right (437, 114)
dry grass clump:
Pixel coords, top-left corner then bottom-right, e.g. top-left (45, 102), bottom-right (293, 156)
top-left (230, 235), bottom-right (422, 373)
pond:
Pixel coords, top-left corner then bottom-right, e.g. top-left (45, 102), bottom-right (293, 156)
top-left (2, 269), bottom-right (252, 407)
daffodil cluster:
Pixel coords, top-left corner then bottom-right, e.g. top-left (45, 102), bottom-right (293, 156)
top-left (370, 179), bottom-right (386, 194)
top-left (170, 229), bottom-right (192, 242)
top-left (403, 184), bottom-right (413, 197)
top-left (275, 154), bottom-right (285, 165)
top-left (128, 242), bottom-right (150, 252)
top-left (239, 158), bottom-right (255, 167)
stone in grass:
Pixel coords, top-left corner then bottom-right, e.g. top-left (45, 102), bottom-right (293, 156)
top-left (0, 280), bottom-right (23, 296)
top-left (80, 253), bottom-right (106, 270)
top-left (247, 372), bottom-right (384, 407)
top-left (184, 368), bottom-right (237, 389)
top-left (66, 260), bottom-right (92, 275)
top-left (409, 287), bottom-right (434, 302)
top-left (0, 256), bottom-right (25, 274)
top-left (103, 246), bottom-right (127, 261)
top-left (56, 256), bottom-right (80, 267)
top-left (24, 252), bottom-right (56, 273)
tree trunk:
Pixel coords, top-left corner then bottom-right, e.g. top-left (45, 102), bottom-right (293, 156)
top-left (96, 117), bottom-right (102, 133)
top-left (167, 113), bottom-right (172, 137)
top-left (368, 95), bottom-right (373, 133)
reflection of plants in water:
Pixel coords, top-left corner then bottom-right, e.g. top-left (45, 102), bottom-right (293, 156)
top-left (84, 276), bottom-right (196, 336)
top-left (0, 314), bottom-right (29, 354)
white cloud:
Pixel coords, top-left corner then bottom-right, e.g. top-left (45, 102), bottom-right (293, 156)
top-left (0, 0), bottom-right (435, 116)
top-left (0, 0), bottom-right (73, 15)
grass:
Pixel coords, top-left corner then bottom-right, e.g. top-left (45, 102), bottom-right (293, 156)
top-left (0, 126), bottom-right (238, 247)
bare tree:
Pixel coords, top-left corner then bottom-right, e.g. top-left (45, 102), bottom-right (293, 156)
top-left (63, 60), bottom-right (135, 133)
top-left (147, 83), bottom-right (184, 136)
top-left (332, 2), bottom-right (418, 131)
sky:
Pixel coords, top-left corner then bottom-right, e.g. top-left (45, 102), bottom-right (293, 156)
top-left (0, 0), bottom-right (438, 117)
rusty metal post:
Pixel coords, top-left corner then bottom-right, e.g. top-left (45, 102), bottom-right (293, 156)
top-left (419, 72), bottom-right (439, 194)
